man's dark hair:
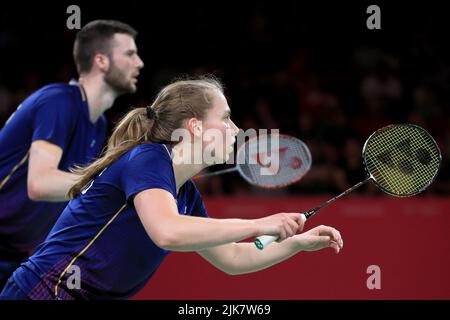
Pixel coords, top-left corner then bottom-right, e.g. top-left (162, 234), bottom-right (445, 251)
top-left (73, 20), bottom-right (138, 74)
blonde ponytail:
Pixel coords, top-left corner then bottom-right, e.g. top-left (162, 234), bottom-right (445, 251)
top-left (69, 108), bottom-right (152, 197)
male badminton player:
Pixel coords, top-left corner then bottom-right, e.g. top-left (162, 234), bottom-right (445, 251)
top-left (0, 77), bottom-right (342, 300)
top-left (0, 20), bottom-right (144, 290)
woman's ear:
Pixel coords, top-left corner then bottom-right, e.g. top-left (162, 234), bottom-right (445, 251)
top-left (186, 118), bottom-right (202, 138)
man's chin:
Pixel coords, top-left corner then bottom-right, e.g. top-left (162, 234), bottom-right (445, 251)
top-left (126, 82), bottom-right (138, 93)
top-left (128, 85), bottom-right (137, 93)
top-left (114, 83), bottom-right (137, 95)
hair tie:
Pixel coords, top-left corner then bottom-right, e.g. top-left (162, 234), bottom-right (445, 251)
top-left (146, 106), bottom-right (157, 120)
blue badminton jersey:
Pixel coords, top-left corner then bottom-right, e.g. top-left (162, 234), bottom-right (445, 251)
top-left (0, 81), bottom-right (107, 257)
top-left (11, 143), bottom-right (209, 299)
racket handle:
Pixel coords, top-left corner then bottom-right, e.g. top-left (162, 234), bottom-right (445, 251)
top-left (254, 214), bottom-right (307, 250)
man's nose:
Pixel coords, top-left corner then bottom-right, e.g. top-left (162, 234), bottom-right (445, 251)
top-left (136, 55), bottom-right (144, 69)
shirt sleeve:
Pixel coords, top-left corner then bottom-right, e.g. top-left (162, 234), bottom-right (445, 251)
top-left (122, 145), bottom-right (176, 203)
top-left (187, 180), bottom-right (209, 218)
top-left (32, 89), bottom-right (76, 149)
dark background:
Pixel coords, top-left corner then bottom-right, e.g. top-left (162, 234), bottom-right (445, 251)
top-left (1, 1), bottom-right (449, 196)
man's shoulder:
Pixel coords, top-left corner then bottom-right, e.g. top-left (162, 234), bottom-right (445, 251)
top-left (22, 82), bottom-right (81, 115)
top-left (34, 82), bottom-right (77, 100)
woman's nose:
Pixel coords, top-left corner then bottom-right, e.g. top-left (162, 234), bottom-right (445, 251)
top-left (231, 121), bottom-right (239, 135)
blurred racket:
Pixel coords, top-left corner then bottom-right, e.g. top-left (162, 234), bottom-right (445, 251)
top-left (194, 133), bottom-right (312, 188)
top-left (255, 124), bottom-right (442, 250)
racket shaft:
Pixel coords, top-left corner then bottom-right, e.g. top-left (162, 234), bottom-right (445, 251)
top-left (254, 179), bottom-right (369, 250)
top-left (307, 178), bottom-right (370, 218)
top-left (194, 166), bottom-right (238, 178)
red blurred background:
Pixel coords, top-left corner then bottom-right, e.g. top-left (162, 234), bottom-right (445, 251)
top-left (134, 196), bottom-right (450, 300)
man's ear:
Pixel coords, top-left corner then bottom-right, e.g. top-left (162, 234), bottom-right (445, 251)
top-left (93, 53), bottom-right (110, 73)
top-left (186, 118), bottom-right (202, 138)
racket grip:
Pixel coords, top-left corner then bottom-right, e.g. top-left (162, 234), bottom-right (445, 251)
top-left (254, 214), bottom-right (307, 250)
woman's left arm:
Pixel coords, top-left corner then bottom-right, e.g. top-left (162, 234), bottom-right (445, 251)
top-left (197, 225), bottom-right (344, 275)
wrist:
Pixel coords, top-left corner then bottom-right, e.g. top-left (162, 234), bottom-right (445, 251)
top-left (248, 219), bottom-right (261, 238)
top-left (292, 234), bottom-right (306, 251)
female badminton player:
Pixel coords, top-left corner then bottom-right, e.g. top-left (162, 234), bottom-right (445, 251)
top-left (0, 77), bottom-right (343, 300)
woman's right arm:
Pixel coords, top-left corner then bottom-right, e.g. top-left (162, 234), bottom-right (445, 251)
top-left (134, 188), bottom-right (302, 252)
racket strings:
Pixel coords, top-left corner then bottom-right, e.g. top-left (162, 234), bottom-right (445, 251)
top-left (364, 125), bottom-right (440, 196)
top-left (368, 134), bottom-right (419, 194)
top-left (367, 130), bottom-right (436, 194)
top-left (242, 144), bottom-right (306, 183)
top-left (237, 136), bottom-right (312, 188)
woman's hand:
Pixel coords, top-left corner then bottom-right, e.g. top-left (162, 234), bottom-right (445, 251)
top-left (256, 213), bottom-right (305, 242)
top-left (295, 225), bottom-right (343, 253)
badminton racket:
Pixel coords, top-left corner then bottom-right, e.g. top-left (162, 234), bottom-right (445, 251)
top-left (255, 124), bottom-right (442, 250)
top-left (195, 133), bottom-right (312, 188)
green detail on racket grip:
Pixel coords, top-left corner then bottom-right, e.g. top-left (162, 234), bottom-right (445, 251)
top-left (254, 239), bottom-right (264, 250)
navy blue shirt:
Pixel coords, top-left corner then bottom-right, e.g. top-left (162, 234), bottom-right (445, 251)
top-left (12, 144), bottom-right (208, 300)
top-left (0, 81), bottom-right (107, 256)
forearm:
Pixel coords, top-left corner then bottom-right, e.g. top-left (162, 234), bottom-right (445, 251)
top-left (28, 169), bottom-right (79, 202)
top-left (136, 189), bottom-right (304, 254)
top-left (225, 237), bottom-right (302, 275)
top-left (157, 215), bottom-right (259, 252)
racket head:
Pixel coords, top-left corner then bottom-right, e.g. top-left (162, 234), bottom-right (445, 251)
top-left (362, 124), bottom-right (441, 197)
top-left (235, 133), bottom-right (312, 188)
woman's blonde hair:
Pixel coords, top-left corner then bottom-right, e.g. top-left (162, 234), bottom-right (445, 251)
top-left (68, 76), bottom-right (223, 197)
